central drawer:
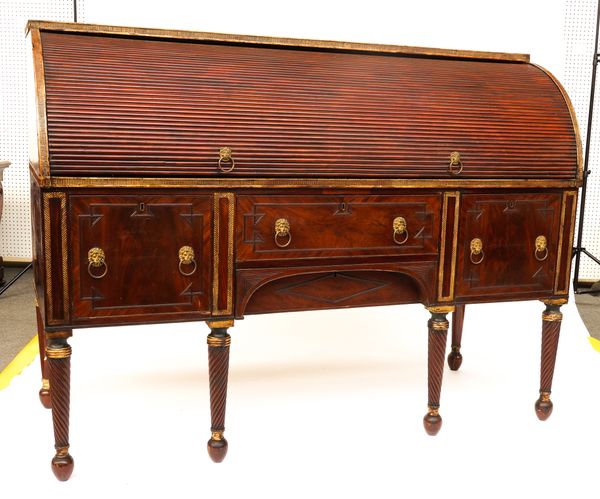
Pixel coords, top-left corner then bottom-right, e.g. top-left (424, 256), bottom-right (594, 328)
top-left (237, 194), bottom-right (441, 262)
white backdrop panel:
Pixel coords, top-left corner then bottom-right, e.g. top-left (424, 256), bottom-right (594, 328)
top-left (1, 0), bottom-right (598, 281)
top-left (564, 0), bottom-right (600, 281)
top-left (0, 0), bottom-right (83, 260)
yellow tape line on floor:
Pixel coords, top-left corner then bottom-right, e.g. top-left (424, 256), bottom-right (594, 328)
top-left (0, 336), bottom-right (39, 390)
top-left (589, 336), bottom-right (600, 353)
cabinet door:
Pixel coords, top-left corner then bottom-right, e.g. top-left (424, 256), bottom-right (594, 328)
top-left (71, 194), bottom-right (211, 323)
top-left (455, 193), bottom-right (561, 300)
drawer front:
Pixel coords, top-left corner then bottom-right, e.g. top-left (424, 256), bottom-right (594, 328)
top-left (455, 193), bottom-right (561, 299)
top-left (237, 194), bottom-right (441, 262)
top-left (71, 194), bottom-right (212, 320)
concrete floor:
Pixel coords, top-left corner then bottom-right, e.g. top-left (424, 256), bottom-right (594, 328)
top-left (0, 266), bottom-right (36, 371)
top-left (574, 291), bottom-right (600, 340)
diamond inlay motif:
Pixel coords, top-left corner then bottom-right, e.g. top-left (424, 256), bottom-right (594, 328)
top-left (279, 273), bottom-right (387, 304)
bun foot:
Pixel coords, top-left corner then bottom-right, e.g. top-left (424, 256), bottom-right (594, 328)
top-left (39, 387), bottom-right (51, 409)
top-left (423, 409), bottom-right (442, 436)
top-left (535, 393), bottom-right (553, 421)
top-left (207, 432), bottom-right (228, 463)
top-left (51, 451), bottom-right (74, 481)
top-left (447, 350), bottom-right (463, 371)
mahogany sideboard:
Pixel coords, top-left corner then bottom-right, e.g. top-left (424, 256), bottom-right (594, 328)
top-left (27, 21), bottom-right (582, 481)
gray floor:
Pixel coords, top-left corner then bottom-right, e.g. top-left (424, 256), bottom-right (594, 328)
top-left (0, 265), bottom-right (598, 371)
top-left (0, 266), bottom-right (37, 371)
top-left (574, 291), bottom-right (600, 341)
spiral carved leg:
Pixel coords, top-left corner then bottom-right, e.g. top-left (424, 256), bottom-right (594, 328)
top-left (447, 304), bottom-right (465, 371)
top-left (36, 306), bottom-right (51, 409)
top-left (423, 307), bottom-right (451, 436)
top-left (535, 300), bottom-right (565, 421)
top-left (207, 320), bottom-right (233, 463)
top-left (47, 332), bottom-right (74, 481)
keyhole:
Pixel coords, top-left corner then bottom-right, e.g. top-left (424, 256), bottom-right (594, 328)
top-left (139, 202), bottom-right (145, 212)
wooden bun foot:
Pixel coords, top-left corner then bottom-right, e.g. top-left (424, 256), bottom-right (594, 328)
top-left (423, 409), bottom-right (443, 436)
top-left (207, 434), bottom-right (228, 463)
top-left (39, 387), bottom-right (52, 409)
top-left (447, 350), bottom-right (463, 371)
top-left (51, 451), bottom-right (74, 481)
top-left (535, 393), bottom-right (553, 421)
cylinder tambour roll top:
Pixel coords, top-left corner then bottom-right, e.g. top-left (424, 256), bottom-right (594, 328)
top-left (34, 25), bottom-right (580, 180)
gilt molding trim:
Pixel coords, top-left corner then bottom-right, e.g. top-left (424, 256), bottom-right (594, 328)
top-left (30, 28), bottom-right (50, 179)
top-left (37, 175), bottom-right (582, 190)
top-left (46, 345), bottom-right (72, 359)
top-left (554, 191), bottom-right (578, 295)
top-left (43, 192), bottom-right (69, 325)
top-left (212, 193), bottom-right (235, 315)
top-left (26, 20), bottom-right (530, 63)
top-left (532, 64), bottom-right (583, 183)
top-left (438, 191), bottom-right (460, 302)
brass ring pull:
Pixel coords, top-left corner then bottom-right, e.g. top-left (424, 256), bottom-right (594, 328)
top-left (392, 216), bottom-right (409, 245)
top-left (274, 218), bottom-right (292, 248)
top-left (449, 151), bottom-right (463, 175)
top-left (535, 235), bottom-right (548, 262)
top-left (218, 147), bottom-right (235, 173)
top-left (179, 246), bottom-right (197, 276)
top-left (87, 247), bottom-right (108, 279)
top-left (469, 238), bottom-right (484, 265)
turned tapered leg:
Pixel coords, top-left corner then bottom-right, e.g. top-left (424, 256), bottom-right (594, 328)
top-left (36, 305), bottom-right (51, 409)
top-left (535, 299), bottom-right (565, 421)
top-left (206, 320), bottom-right (233, 463)
top-left (46, 331), bottom-right (74, 481)
top-left (447, 304), bottom-right (465, 371)
top-left (423, 306), bottom-right (451, 436)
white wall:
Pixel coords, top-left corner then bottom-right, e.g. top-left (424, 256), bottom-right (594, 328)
top-left (83, 0), bottom-right (568, 78)
top-left (2, 0), bottom-right (599, 280)
top-left (0, 0), bottom-right (79, 261)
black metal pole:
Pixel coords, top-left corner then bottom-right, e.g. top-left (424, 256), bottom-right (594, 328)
top-left (573, 0), bottom-right (600, 293)
top-left (74, 0), bottom-right (77, 23)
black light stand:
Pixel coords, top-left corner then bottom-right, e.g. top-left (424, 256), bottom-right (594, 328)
top-left (573, 0), bottom-right (600, 294)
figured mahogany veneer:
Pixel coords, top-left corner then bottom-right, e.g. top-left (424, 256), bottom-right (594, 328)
top-left (237, 194), bottom-right (440, 262)
top-left (27, 21), bottom-right (582, 480)
top-left (70, 194), bottom-right (212, 323)
top-left (35, 29), bottom-right (580, 180)
top-left (455, 193), bottom-right (562, 301)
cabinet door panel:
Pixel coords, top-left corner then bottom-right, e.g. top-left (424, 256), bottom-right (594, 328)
top-left (70, 194), bottom-right (211, 321)
top-left (455, 193), bottom-right (561, 300)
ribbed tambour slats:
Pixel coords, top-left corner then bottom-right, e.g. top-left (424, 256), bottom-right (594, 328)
top-left (40, 31), bottom-right (578, 179)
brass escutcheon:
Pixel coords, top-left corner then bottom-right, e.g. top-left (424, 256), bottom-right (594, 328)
top-left (178, 245), bottom-right (197, 276)
top-left (87, 247), bottom-right (108, 279)
top-left (535, 235), bottom-right (548, 262)
top-left (469, 238), bottom-right (484, 265)
top-left (274, 218), bottom-right (292, 248)
top-left (218, 147), bottom-right (235, 173)
top-left (449, 151), bottom-right (463, 175)
top-left (392, 216), bottom-right (409, 245)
